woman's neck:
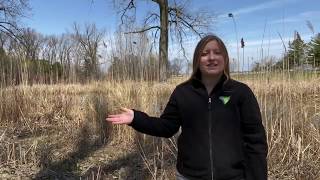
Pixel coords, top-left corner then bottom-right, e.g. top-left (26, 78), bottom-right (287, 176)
top-left (201, 74), bottom-right (222, 95)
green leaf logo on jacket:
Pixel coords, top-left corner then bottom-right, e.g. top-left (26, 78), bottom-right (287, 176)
top-left (219, 96), bottom-right (230, 105)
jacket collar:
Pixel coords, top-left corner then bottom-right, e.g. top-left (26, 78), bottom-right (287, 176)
top-left (190, 73), bottom-right (230, 96)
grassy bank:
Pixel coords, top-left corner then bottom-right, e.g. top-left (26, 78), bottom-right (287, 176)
top-left (0, 74), bottom-right (320, 179)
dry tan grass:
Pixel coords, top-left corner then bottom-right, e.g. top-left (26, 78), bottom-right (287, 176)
top-left (0, 74), bottom-right (319, 179)
top-left (245, 76), bottom-right (320, 179)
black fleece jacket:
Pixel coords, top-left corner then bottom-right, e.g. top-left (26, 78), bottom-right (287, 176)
top-left (130, 75), bottom-right (268, 180)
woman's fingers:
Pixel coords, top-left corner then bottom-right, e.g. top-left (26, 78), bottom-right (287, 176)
top-left (108, 114), bottom-right (121, 118)
top-left (106, 117), bottom-right (121, 122)
top-left (106, 114), bottom-right (126, 122)
top-left (106, 107), bottom-right (133, 125)
top-left (107, 107), bottom-right (130, 117)
top-left (106, 117), bottom-right (127, 124)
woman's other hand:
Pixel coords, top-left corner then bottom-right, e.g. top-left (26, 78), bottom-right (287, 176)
top-left (106, 107), bottom-right (134, 125)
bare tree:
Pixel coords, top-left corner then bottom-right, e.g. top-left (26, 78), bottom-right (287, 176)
top-left (169, 57), bottom-right (183, 76)
top-left (19, 28), bottom-right (43, 61)
top-left (113, 0), bottom-right (213, 81)
top-left (42, 35), bottom-right (58, 65)
top-left (72, 23), bottom-right (105, 81)
top-left (0, 28), bottom-right (44, 85)
top-left (57, 34), bottom-right (73, 82)
top-left (0, 0), bottom-right (29, 43)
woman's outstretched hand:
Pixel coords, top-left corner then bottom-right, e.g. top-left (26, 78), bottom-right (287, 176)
top-left (106, 107), bottom-right (134, 125)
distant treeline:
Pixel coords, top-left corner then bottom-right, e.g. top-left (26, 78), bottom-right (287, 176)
top-left (0, 23), bottom-right (190, 87)
top-left (252, 31), bottom-right (320, 72)
top-left (3, 27), bottom-right (319, 87)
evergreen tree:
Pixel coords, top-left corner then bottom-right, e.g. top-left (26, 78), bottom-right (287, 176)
top-left (286, 31), bottom-right (306, 69)
top-left (307, 33), bottom-right (320, 68)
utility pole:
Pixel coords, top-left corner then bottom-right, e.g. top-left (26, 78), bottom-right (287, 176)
top-left (228, 13), bottom-right (240, 74)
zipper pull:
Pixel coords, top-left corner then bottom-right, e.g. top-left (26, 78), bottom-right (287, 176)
top-left (208, 97), bottom-right (212, 110)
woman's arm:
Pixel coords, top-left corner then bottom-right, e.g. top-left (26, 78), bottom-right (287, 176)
top-left (239, 84), bottom-right (268, 180)
top-left (129, 88), bottom-right (181, 138)
top-left (106, 88), bottom-right (181, 138)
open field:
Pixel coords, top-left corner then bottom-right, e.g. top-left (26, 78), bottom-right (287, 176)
top-left (0, 73), bottom-right (320, 179)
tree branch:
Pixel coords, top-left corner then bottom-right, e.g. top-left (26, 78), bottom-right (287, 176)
top-left (168, 5), bottom-right (208, 38)
top-left (124, 26), bottom-right (161, 34)
top-left (0, 22), bottom-right (25, 47)
top-left (144, 13), bottom-right (160, 25)
top-left (120, 0), bottom-right (136, 24)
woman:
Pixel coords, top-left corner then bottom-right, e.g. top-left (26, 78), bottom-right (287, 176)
top-left (106, 34), bottom-right (268, 180)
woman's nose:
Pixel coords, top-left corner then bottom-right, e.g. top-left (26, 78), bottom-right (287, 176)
top-left (209, 51), bottom-right (215, 60)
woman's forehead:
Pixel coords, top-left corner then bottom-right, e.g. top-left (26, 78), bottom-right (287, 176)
top-left (203, 40), bottom-right (221, 50)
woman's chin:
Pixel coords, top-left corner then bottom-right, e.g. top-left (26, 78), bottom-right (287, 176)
top-left (202, 70), bottom-right (223, 77)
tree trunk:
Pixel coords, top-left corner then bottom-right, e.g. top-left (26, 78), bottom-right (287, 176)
top-left (157, 0), bottom-right (168, 81)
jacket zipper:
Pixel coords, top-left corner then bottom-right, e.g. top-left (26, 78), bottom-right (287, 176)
top-left (208, 97), bottom-right (214, 180)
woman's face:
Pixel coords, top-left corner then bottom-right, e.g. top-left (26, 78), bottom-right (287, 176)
top-left (199, 40), bottom-right (225, 77)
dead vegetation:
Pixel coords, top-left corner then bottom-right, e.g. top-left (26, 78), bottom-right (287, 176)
top-left (0, 74), bottom-right (319, 179)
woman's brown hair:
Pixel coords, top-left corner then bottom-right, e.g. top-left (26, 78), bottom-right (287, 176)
top-left (190, 34), bottom-right (230, 82)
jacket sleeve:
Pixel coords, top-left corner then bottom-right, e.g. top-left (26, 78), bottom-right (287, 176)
top-left (239, 85), bottom-right (268, 180)
top-left (128, 88), bottom-right (181, 138)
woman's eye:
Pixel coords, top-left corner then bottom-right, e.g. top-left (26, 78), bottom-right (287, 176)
top-left (201, 52), bottom-right (208, 56)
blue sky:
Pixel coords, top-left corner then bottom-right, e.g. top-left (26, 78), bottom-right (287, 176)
top-left (23, 0), bottom-right (320, 70)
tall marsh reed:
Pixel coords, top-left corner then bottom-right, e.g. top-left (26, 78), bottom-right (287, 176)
top-left (0, 74), bottom-right (319, 179)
